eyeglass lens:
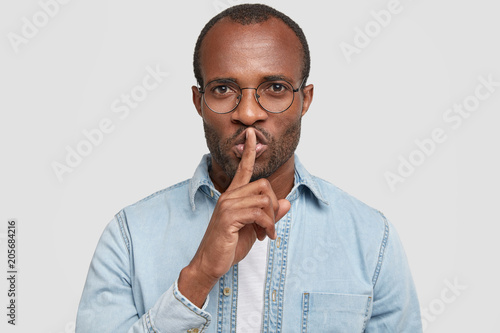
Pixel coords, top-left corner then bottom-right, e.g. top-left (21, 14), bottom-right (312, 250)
top-left (203, 80), bottom-right (296, 113)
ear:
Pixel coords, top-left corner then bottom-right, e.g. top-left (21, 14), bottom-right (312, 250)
top-left (192, 85), bottom-right (203, 117)
top-left (300, 83), bottom-right (314, 117)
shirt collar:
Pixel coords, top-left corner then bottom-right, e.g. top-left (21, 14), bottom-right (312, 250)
top-left (188, 154), bottom-right (328, 211)
top-left (291, 155), bottom-right (329, 206)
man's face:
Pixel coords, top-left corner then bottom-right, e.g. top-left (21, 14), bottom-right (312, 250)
top-left (192, 17), bottom-right (313, 184)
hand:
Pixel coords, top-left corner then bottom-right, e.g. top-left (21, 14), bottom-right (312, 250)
top-left (178, 128), bottom-right (291, 307)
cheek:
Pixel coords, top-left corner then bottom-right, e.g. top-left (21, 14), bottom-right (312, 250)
top-left (203, 115), bottom-right (237, 149)
top-left (203, 114), bottom-right (227, 135)
top-left (273, 112), bottom-right (301, 135)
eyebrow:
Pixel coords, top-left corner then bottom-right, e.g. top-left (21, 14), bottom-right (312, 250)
top-left (207, 74), bottom-right (296, 85)
top-left (206, 77), bottom-right (238, 84)
top-left (262, 74), bottom-right (295, 82)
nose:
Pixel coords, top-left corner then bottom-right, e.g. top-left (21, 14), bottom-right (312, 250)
top-left (230, 88), bottom-right (268, 126)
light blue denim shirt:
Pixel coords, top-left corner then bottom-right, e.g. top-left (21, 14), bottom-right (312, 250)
top-left (76, 154), bottom-right (422, 332)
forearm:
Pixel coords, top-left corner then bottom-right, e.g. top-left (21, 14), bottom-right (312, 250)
top-left (76, 215), bottom-right (213, 333)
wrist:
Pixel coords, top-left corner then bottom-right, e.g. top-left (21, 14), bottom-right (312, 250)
top-left (178, 265), bottom-right (218, 308)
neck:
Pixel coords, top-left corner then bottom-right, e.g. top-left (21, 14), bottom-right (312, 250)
top-left (210, 155), bottom-right (296, 200)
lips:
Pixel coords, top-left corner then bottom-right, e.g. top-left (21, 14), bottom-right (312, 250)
top-left (233, 128), bottom-right (269, 159)
top-left (234, 142), bottom-right (267, 158)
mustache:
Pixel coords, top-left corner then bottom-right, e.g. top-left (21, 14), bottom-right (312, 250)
top-left (224, 126), bottom-right (272, 145)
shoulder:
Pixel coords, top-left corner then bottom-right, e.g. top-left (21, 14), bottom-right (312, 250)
top-left (117, 179), bottom-right (192, 227)
top-left (314, 176), bottom-right (385, 220)
top-left (130, 179), bottom-right (190, 209)
top-left (307, 175), bottom-right (391, 242)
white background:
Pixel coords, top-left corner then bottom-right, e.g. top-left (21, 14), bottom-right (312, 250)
top-left (1, 0), bottom-right (499, 332)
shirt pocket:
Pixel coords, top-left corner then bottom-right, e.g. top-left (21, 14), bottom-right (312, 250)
top-left (301, 292), bottom-right (372, 333)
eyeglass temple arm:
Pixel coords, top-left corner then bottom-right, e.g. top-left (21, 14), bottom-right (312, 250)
top-left (293, 77), bottom-right (307, 92)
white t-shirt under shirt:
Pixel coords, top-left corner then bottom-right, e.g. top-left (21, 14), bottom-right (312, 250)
top-left (236, 238), bottom-right (269, 332)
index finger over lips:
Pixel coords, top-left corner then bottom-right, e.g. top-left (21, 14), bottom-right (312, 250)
top-left (227, 128), bottom-right (257, 191)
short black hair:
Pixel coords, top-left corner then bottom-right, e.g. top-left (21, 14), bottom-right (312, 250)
top-left (193, 3), bottom-right (310, 88)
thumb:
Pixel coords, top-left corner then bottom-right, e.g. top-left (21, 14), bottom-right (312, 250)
top-left (275, 199), bottom-right (291, 222)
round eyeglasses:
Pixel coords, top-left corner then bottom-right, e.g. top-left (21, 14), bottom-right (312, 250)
top-left (199, 78), bottom-right (305, 114)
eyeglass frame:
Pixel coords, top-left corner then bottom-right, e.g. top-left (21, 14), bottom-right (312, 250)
top-left (198, 77), bottom-right (306, 114)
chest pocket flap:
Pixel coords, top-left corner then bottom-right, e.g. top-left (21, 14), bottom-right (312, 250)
top-left (301, 292), bottom-right (372, 333)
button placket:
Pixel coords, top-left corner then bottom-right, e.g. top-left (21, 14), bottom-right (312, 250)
top-left (217, 266), bottom-right (237, 332)
top-left (264, 211), bottom-right (291, 332)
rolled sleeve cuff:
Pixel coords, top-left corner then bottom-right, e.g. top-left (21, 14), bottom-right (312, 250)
top-left (145, 280), bottom-right (211, 332)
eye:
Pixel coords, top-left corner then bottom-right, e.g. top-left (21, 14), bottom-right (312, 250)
top-left (270, 83), bottom-right (285, 92)
top-left (261, 81), bottom-right (291, 96)
top-left (213, 85), bottom-right (229, 94)
top-left (208, 81), bottom-right (239, 97)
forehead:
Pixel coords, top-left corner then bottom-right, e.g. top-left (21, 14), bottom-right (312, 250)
top-left (199, 17), bottom-right (303, 84)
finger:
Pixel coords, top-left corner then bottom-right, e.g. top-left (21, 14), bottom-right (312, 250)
top-left (222, 194), bottom-right (273, 211)
top-left (275, 199), bottom-right (291, 222)
top-left (219, 195), bottom-right (276, 228)
top-left (227, 128), bottom-right (256, 191)
top-left (230, 207), bottom-right (276, 239)
top-left (265, 199), bottom-right (290, 240)
top-left (254, 225), bottom-right (267, 241)
top-left (225, 179), bottom-right (279, 216)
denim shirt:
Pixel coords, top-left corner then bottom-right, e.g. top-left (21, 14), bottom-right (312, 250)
top-left (76, 155), bottom-right (422, 333)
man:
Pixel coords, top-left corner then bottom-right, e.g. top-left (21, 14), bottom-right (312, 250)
top-left (76, 4), bottom-right (422, 332)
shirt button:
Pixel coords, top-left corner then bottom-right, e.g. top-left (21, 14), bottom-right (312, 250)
top-left (210, 190), bottom-right (214, 197)
top-left (223, 287), bottom-right (231, 296)
top-left (276, 237), bottom-right (281, 248)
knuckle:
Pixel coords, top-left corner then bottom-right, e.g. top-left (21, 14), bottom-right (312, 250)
top-left (256, 178), bottom-right (271, 190)
top-left (252, 208), bottom-right (264, 219)
top-left (218, 198), bottom-right (231, 211)
top-left (272, 197), bottom-right (279, 210)
top-left (259, 194), bottom-right (272, 208)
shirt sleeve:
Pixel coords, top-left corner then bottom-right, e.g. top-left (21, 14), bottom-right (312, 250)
top-left (365, 220), bottom-right (423, 333)
top-left (75, 215), bottom-right (212, 333)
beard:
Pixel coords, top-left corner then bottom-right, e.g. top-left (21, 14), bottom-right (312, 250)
top-left (203, 119), bottom-right (301, 182)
